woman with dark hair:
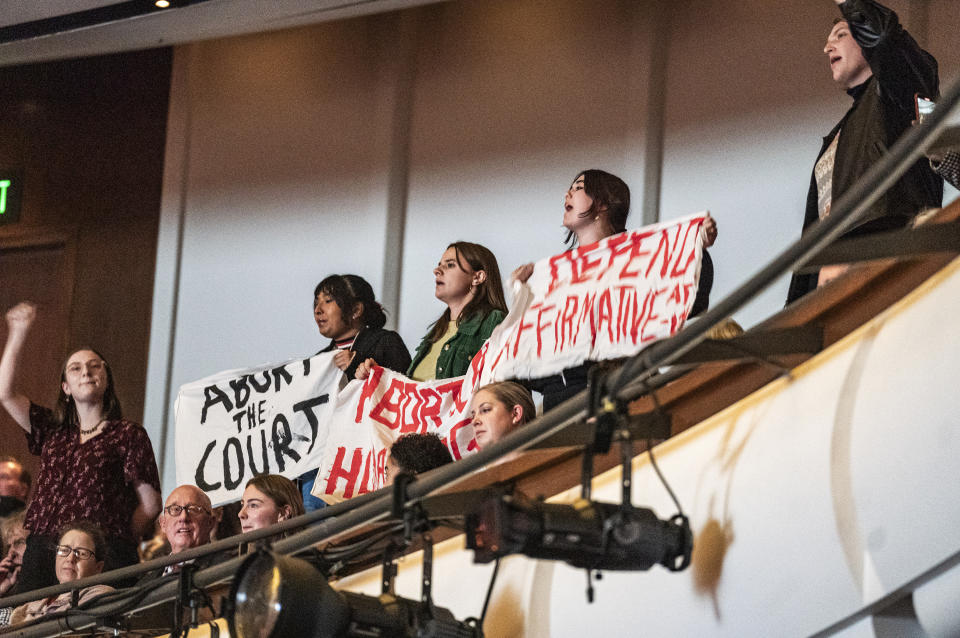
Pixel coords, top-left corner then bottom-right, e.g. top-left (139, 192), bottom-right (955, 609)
top-left (514, 170), bottom-right (717, 410)
top-left (0, 303), bottom-right (162, 593)
top-left (313, 274), bottom-right (410, 381)
top-left (303, 276), bottom-right (410, 510)
top-left (384, 434), bottom-right (453, 486)
top-left (7, 520), bottom-right (114, 626)
top-left (238, 474), bottom-right (304, 533)
top-left (469, 381), bottom-right (536, 450)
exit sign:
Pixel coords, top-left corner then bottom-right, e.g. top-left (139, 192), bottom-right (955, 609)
top-left (0, 169), bottom-right (23, 225)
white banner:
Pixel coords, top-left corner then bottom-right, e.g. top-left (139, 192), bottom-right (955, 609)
top-left (174, 353), bottom-right (340, 506)
top-left (176, 215), bottom-right (705, 506)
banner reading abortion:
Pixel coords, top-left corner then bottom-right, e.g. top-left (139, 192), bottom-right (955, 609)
top-left (176, 214), bottom-right (705, 506)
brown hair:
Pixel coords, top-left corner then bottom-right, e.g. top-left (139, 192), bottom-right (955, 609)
top-left (476, 381), bottom-right (536, 425)
top-left (244, 474), bottom-right (305, 519)
top-left (57, 519), bottom-right (108, 562)
top-left (425, 242), bottom-right (507, 344)
top-left (565, 169), bottom-right (631, 248)
top-left (54, 348), bottom-right (122, 428)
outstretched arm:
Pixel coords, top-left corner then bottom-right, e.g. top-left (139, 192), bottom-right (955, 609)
top-left (0, 303), bottom-right (36, 432)
top-left (838, 0), bottom-right (938, 109)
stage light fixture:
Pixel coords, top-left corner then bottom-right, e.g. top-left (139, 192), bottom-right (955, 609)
top-left (227, 550), bottom-right (481, 638)
top-left (466, 492), bottom-right (692, 572)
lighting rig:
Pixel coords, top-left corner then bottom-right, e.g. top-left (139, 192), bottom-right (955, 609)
top-left (226, 473), bottom-right (481, 638)
top-left (224, 369), bottom-right (692, 636)
top-left (464, 368), bottom-right (692, 601)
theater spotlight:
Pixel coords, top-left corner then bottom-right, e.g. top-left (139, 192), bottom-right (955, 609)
top-left (466, 492), bottom-right (692, 572)
top-left (227, 550), bottom-right (480, 638)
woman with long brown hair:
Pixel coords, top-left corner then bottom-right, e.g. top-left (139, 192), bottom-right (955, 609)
top-left (0, 303), bottom-right (161, 593)
top-left (356, 241), bottom-right (507, 381)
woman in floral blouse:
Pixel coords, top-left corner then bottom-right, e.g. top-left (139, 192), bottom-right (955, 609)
top-left (0, 303), bottom-right (161, 593)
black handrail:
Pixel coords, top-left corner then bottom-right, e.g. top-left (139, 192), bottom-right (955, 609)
top-left (5, 75), bottom-right (958, 638)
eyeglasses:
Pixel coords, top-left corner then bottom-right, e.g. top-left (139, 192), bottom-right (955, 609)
top-left (164, 504), bottom-right (209, 517)
top-left (55, 544), bottom-right (97, 561)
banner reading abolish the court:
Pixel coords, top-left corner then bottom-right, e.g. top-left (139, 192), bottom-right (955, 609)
top-left (175, 353), bottom-right (340, 507)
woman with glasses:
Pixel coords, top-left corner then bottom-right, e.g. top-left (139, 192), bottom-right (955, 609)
top-left (0, 303), bottom-right (162, 593)
top-left (6, 520), bottom-right (114, 626)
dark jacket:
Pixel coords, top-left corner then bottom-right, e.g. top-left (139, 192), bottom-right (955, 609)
top-left (319, 327), bottom-right (411, 380)
top-left (787, 0), bottom-right (942, 304)
top-left (408, 309), bottom-right (505, 380)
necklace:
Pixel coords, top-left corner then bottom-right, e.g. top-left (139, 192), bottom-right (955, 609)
top-left (79, 417), bottom-right (107, 436)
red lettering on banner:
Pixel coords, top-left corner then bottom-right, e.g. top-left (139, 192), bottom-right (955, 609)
top-left (468, 344), bottom-right (487, 388)
top-left (513, 315), bottom-right (536, 357)
top-left (546, 252), bottom-right (573, 296)
top-left (646, 229), bottom-right (676, 279)
top-left (354, 365), bottom-right (384, 423)
top-left (598, 233), bottom-right (631, 279)
top-left (596, 289), bottom-right (614, 343)
top-left (640, 288), bottom-right (665, 343)
top-left (358, 450), bottom-right (373, 495)
top-left (615, 285), bottom-right (632, 342)
top-left (576, 291), bottom-right (597, 346)
top-left (446, 418), bottom-right (475, 460)
top-left (532, 302), bottom-right (556, 357)
top-left (630, 289), bottom-right (653, 344)
top-left (670, 220), bottom-right (700, 277)
top-left (436, 378), bottom-right (469, 414)
top-left (324, 446), bottom-right (363, 498)
top-left (560, 295), bottom-right (579, 350)
top-left (370, 378), bottom-right (405, 429)
top-left (572, 250), bottom-right (602, 284)
top-left (618, 232), bottom-right (655, 279)
top-left (417, 387), bottom-right (443, 429)
top-left (489, 341), bottom-right (509, 375)
top-left (400, 382), bottom-right (422, 434)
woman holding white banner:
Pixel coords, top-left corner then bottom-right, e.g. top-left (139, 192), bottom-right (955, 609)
top-left (513, 170), bottom-right (717, 410)
top-left (313, 274), bottom-right (410, 382)
top-left (357, 241), bottom-right (508, 382)
top-left (0, 302), bottom-right (162, 594)
top-left (303, 275), bottom-right (411, 511)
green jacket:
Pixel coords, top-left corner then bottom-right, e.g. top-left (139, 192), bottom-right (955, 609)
top-left (407, 309), bottom-right (505, 379)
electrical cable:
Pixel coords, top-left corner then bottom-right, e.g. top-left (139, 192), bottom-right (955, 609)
top-left (478, 557), bottom-right (501, 628)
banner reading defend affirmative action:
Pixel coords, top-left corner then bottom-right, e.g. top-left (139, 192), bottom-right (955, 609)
top-left (175, 213), bottom-right (706, 506)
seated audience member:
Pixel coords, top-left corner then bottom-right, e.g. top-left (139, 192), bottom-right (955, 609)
top-left (0, 511), bottom-right (27, 598)
top-left (144, 485), bottom-right (217, 579)
top-left (384, 434), bottom-right (454, 486)
top-left (469, 382), bottom-right (536, 451)
top-left (358, 242), bottom-right (508, 383)
top-left (302, 275), bottom-right (411, 511)
top-left (0, 456), bottom-right (30, 517)
top-left (238, 474), bottom-right (304, 534)
top-left (7, 520), bottom-right (114, 627)
top-left (786, 0), bottom-right (941, 302)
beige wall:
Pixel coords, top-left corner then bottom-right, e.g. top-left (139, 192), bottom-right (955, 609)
top-left (147, 0), bottom-right (960, 490)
